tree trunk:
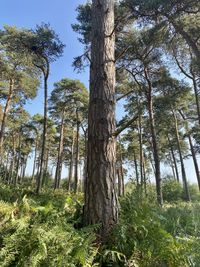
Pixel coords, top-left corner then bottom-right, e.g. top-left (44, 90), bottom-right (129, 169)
top-left (117, 168), bottom-right (123, 196)
top-left (31, 138), bottom-right (38, 182)
top-left (143, 158), bottom-right (147, 196)
top-left (9, 134), bottom-right (16, 184)
top-left (0, 78), bottom-right (14, 161)
top-left (15, 132), bottom-right (22, 186)
top-left (22, 156), bottom-right (28, 181)
top-left (137, 113), bottom-right (144, 186)
top-left (42, 148), bottom-right (49, 186)
top-left (84, 0), bottom-right (118, 238)
top-left (54, 110), bottom-right (65, 189)
top-left (179, 110), bottom-right (200, 191)
top-left (82, 128), bottom-right (88, 192)
top-left (172, 110), bottom-right (191, 201)
top-left (169, 153), bottom-right (176, 180)
top-left (68, 130), bottom-right (75, 191)
top-left (118, 136), bottom-right (125, 196)
top-left (188, 134), bottom-right (200, 191)
top-left (74, 110), bottom-right (80, 193)
top-left (168, 135), bottom-right (180, 182)
top-left (36, 74), bottom-right (48, 194)
top-left (133, 149), bottom-right (139, 185)
top-left (145, 68), bottom-right (163, 205)
top-left (191, 74), bottom-right (200, 126)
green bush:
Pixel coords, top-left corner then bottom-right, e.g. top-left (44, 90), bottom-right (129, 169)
top-left (103, 191), bottom-right (189, 267)
top-left (162, 178), bottom-right (183, 202)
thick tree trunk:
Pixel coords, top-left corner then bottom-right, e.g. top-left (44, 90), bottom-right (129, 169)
top-left (0, 79), bottom-right (14, 161)
top-left (54, 110), bottom-right (65, 190)
top-left (84, 0), bottom-right (118, 237)
top-left (172, 110), bottom-right (190, 201)
top-left (36, 74), bottom-right (48, 194)
top-left (145, 68), bottom-right (163, 205)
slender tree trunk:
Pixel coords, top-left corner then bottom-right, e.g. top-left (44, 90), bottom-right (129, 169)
top-left (169, 153), bottom-right (176, 180)
top-left (15, 133), bottom-right (22, 186)
top-left (3, 150), bottom-right (9, 182)
top-left (74, 110), bottom-right (80, 193)
top-left (9, 133), bottom-right (16, 184)
top-left (68, 130), bottom-right (75, 191)
top-left (82, 128), bottom-right (88, 192)
top-left (54, 110), bottom-right (65, 190)
top-left (36, 74), bottom-right (48, 194)
top-left (168, 135), bottom-right (180, 182)
top-left (191, 75), bottom-right (200, 126)
top-left (144, 68), bottom-right (163, 204)
top-left (172, 110), bottom-right (191, 201)
top-left (15, 150), bottom-right (20, 183)
top-left (133, 149), bottom-right (139, 185)
top-left (137, 114), bottom-right (144, 186)
top-left (118, 136), bottom-right (125, 196)
top-left (143, 158), bottom-right (147, 196)
top-left (121, 165), bottom-right (125, 196)
top-left (188, 134), bottom-right (200, 190)
top-left (42, 149), bottom-right (49, 186)
top-left (84, 0), bottom-right (118, 237)
top-left (0, 79), bottom-right (14, 161)
top-left (31, 138), bottom-right (38, 182)
top-left (22, 156), bottom-right (28, 181)
top-left (117, 168), bottom-right (120, 196)
top-left (179, 110), bottom-right (200, 190)
top-left (19, 163), bottom-right (23, 182)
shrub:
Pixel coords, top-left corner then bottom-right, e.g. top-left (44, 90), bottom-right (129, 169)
top-left (162, 177), bottom-right (183, 202)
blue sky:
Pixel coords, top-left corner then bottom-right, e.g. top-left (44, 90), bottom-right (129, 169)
top-left (1, 0), bottom-right (198, 183)
top-left (1, 0), bottom-right (89, 115)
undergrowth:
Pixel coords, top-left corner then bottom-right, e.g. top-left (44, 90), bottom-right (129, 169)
top-left (0, 183), bottom-right (200, 266)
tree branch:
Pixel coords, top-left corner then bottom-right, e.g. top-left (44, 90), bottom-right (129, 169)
top-left (113, 114), bottom-right (138, 137)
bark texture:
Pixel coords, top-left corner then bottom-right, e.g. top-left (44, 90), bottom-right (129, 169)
top-left (84, 0), bottom-right (118, 237)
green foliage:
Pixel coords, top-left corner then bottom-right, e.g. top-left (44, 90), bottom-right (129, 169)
top-left (0, 185), bottom-right (97, 267)
top-left (162, 177), bottom-right (183, 202)
top-left (1, 185), bottom-right (200, 266)
top-left (96, 189), bottom-right (200, 267)
top-left (105, 191), bottom-right (188, 267)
